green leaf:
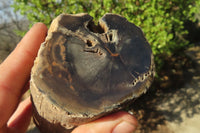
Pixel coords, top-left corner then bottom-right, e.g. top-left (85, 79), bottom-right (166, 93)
top-left (12, 0), bottom-right (200, 74)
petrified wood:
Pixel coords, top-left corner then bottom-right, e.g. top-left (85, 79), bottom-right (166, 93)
top-left (30, 13), bottom-right (155, 133)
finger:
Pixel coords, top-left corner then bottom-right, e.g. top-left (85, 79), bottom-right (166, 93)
top-left (72, 111), bottom-right (138, 133)
top-left (7, 97), bottom-right (32, 133)
top-left (0, 22), bottom-right (47, 96)
top-left (0, 23), bottom-right (47, 128)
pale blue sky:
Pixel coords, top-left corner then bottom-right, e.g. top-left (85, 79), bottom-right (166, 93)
top-left (0, 0), bottom-right (24, 24)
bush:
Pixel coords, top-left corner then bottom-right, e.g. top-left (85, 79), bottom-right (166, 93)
top-left (12, 0), bottom-right (200, 72)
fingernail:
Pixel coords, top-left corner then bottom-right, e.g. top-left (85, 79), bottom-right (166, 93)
top-left (112, 121), bottom-right (136, 133)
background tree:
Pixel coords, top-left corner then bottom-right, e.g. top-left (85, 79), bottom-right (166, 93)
top-left (12, 0), bottom-right (200, 73)
top-left (0, 0), bottom-right (29, 63)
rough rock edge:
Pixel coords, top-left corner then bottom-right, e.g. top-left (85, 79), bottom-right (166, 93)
top-left (30, 13), bottom-right (155, 132)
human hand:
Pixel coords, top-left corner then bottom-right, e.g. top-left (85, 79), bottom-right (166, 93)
top-left (0, 23), bottom-right (138, 133)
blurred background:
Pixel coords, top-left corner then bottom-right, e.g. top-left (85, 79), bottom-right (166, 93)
top-left (0, 0), bottom-right (200, 133)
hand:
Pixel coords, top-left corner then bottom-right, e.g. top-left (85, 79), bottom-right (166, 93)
top-left (0, 23), bottom-right (138, 133)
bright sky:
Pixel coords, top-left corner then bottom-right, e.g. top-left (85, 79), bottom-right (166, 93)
top-left (0, 0), bottom-right (64, 24)
top-left (0, 0), bottom-right (24, 24)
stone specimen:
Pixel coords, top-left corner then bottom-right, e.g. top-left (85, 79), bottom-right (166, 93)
top-left (30, 13), bottom-right (155, 133)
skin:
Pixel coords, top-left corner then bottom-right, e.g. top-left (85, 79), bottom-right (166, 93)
top-left (0, 23), bottom-right (138, 133)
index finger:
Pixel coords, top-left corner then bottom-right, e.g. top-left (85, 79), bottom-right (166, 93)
top-left (0, 23), bottom-right (47, 127)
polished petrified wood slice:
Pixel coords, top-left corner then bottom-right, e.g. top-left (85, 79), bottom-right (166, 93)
top-left (30, 13), bottom-right (155, 133)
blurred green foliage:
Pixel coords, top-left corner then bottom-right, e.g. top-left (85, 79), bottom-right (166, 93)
top-left (12, 0), bottom-right (200, 72)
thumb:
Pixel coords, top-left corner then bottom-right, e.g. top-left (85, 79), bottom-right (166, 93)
top-left (72, 111), bottom-right (138, 133)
